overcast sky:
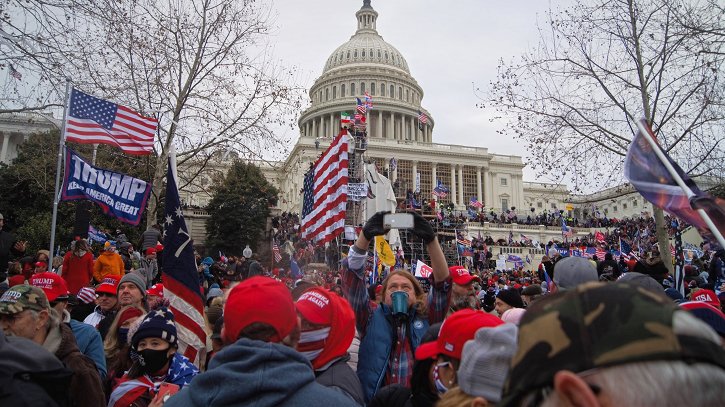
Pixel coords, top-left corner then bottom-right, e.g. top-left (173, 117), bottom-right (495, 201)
top-left (266, 0), bottom-right (571, 183)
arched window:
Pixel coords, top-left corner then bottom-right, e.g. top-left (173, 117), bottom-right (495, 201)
top-left (351, 83), bottom-right (355, 95)
top-left (381, 83), bottom-right (385, 97)
top-left (370, 49), bottom-right (373, 58)
top-left (362, 49), bottom-right (366, 57)
top-left (385, 52), bottom-right (388, 60)
top-left (390, 85), bottom-right (394, 98)
top-left (333, 86), bottom-right (337, 99)
top-left (326, 88), bottom-right (329, 101)
top-left (354, 50), bottom-right (358, 58)
top-left (341, 84), bottom-right (346, 97)
top-left (406, 89), bottom-right (409, 102)
top-left (361, 82), bottom-right (365, 94)
top-left (334, 55), bottom-right (337, 62)
top-left (370, 82), bottom-right (375, 95)
top-left (347, 51), bottom-right (350, 59)
top-left (398, 87), bottom-right (402, 100)
top-left (378, 50), bottom-right (381, 58)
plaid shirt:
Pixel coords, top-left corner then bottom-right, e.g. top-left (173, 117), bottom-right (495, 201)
top-left (342, 249), bottom-right (451, 388)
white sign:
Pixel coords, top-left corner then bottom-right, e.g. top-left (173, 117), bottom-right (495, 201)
top-left (415, 260), bottom-right (432, 278)
top-left (415, 172), bottom-right (421, 193)
top-left (496, 260), bottom-right (507, 271)
top-left (348, 183), bottom-right (368, 201)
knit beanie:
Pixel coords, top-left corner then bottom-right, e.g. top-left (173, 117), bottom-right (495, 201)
top-left (206, 288), bottom-right (223, 302)
top-left (118, 273), bottom-right (148, 301)
top-left (497, 289), bottom-right (525, 309)
top-left (132, 306), bottom-right (178, 348)
top-left (206, 304), bottom-right (223, 326)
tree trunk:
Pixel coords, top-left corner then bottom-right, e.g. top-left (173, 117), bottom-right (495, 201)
top-left (653, 207), bottom-right (672, 273)
top-left (146, 151), bottom-right (169, 230)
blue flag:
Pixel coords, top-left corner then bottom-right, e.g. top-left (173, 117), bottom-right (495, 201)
top-left (290, 256), bottom-right (302, 278)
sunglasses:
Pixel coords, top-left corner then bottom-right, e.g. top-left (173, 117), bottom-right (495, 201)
top-left (97, 292), bottom-right (116, 298)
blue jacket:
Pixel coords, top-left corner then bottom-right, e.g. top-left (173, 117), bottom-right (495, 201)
top-left (357, 303), bottom-right (429, 404)
top-left (165, 338), bottom-right (360, 407)
top-left (68, 319), bottom-right (107, 380)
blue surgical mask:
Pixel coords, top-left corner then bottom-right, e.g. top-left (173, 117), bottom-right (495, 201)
top-left (118, 328), bottom-right (129, 345)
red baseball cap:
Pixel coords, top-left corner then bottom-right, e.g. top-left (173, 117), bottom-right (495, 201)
top-left (223, 276), bottom-right (297, 344)
top-left (155, 244), bottom-right (163, 252)
top-left (146, 283), bottom-right (164, 298)
top-left (146, 248), bottom-right (156, 256)
top-left (295, 287), bottom-right (333, 326)
top-left (34, 262), bottom-right (48, 268)
top-left (449, 266), bottom-right (481, 286)
top-left (8, 275), bottom-right (25, 287)
top-left (692, 289), bottom-right (720, 308)
top-left (96, 275), bottom-right (122, 295)
top-left (375, 285), bottom-right (383, 294)
top-left (30, 272), bottom-right (70, 302)
top-left (415, 309), bottom-right (503, 360)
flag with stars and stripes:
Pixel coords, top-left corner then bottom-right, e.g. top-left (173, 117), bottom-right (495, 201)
top-left (470, 197), bottom-right (484, 208)
top-left (8, 64), bottom-right (21, 80)
top-left (432, 179), bottom-right (449, 197)
top-left (365, 92), bottom-right (373, 110)
top-left (162, 149), bottom-right (206, 368)
top-left (418, 110), bottom-right (427, 123)
top-left (65, 88), bottom-right (157, 155)
top-left (356, 98), bottom-right (366, 114)
top-left (620, 238), bottom-right (634, 261)
top-left (301, 132), bottom-right (348, 245)
top-left (272, 239), bottom-right (282, 263)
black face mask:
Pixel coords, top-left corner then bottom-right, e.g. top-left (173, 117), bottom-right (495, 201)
top-left (137, 346), bottom-right (171, 374)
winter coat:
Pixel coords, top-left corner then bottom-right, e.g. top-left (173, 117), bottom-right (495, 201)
top-left (137, 258), bottom-right (158, 288)
top-left (315, 355), bottom-right (364, 406)
top-left (139, 229), bottom-right (162, 251)
top-left (93, 251), bottom-right (124, 283)
top-left (61, 251), bottom-right (94, 296)
top-left (0, 229), bottom-right (24, 268)
top-left (47, 322), bottom-right (105, 407)
top-left (67, 316), bottom-right (107, 380)
top-left (164, 338), bottom-right (359, 407)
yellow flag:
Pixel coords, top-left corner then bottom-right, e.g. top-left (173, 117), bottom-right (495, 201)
top-left (375, 236), bottom-right (396, 267)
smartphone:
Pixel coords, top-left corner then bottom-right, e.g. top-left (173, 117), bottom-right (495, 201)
top-left (158, 382), bottom-right (180, 401)
top-left (383, 213), bottom-right (414, 229)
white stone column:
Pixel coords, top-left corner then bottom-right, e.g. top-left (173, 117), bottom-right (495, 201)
top-left (305, 121), bottom-right (309, 137)
top-left (331, 113), bottom-right (336, 137)
top-left (311, 117), bottom-right (317, 138)
top-left (424, 125), bottom-right (429, 143)
top-left (476, 166), bottom-right (483, 206)
top-left (0, 133), bottom-right (9, 164)
top-left (450, 164), bottom-right (457, 207)
top-left (387, 112), bottom-right (394, 139)
top-left (377, 110), bottom-right (383, 138)
top-left (431, 163), bottom-right (437, 195)
top-left (458, 164), bottom-right (464, 207)
top-left (399, 115), bottom-right (403, 140)
top-left (490, 171), bottom-right (498, 211)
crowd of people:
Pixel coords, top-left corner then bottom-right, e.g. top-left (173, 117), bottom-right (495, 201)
top-left (1, 209), bottom-right (724, 407)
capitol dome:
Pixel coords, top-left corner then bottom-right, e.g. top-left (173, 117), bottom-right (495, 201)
top-left (298, 0), bottom-right (433, 143)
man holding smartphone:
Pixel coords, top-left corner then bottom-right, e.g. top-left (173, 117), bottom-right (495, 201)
top-left (341, 211), bottom-right (452, 404)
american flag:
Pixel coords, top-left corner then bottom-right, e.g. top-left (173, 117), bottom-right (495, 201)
top-left (432, 179), bottom-right (449, 197)
top-left (506, 210), bottom-right (516, 219)
top-left (354, 113), bottom-right (366, 130)
top-left (470, 197), bottom-right (484, 208)
top-left (365, 92), bottom-right (373, 110)
top-left (561, 218), bottom-right (575, 236)
top-left (418, 110), bottom-right (427, 124)
top-left (66, 89), bottom-right (157, 155)
top-left (619, 238), bottom-right (633, 261)
top-left (8, 64), bottom-right (21, 80)
top-left (367, 252), bottom-right (375, 264)
top-left (272, 240), bottom-right (282, 263)
top-left (520, 234), bottom-right (531, 242)
top-left (595, 248), bottom-right (607, 259)
top-left (456, 235), bottom-right (471, 247)
top-left (161, 151), bottom-right (206, 368)
top-left (356, 98), bottom-right (366, 114)
top-left (301, 133), bottom-right (348, 245)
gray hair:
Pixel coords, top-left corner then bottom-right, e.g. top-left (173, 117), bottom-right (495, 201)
top-left (530, 311), bottom-right (725, 407)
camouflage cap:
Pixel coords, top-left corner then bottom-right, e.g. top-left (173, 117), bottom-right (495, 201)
top-left (0, 284), bottom-right (51, 315)
top-left (498, 282), bottom-right (725, 407)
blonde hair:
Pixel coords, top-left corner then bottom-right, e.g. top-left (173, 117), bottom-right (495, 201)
top-left (437, 386), bottom-right (493, 407)
top-left (380, 270), bottom-right (428, 319)
top-left (103, 305), bottom-right (146, 360)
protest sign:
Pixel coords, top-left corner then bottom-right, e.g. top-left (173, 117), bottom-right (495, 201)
top-left (347, 183), bottom-right (368, 201)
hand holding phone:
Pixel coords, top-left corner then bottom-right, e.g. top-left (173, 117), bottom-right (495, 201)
top-left (158, 383), bottom-right (180, 402)
top-left (383, 213), bottom-right (414, 229)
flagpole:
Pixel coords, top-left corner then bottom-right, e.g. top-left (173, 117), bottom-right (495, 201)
top-left (49, 78), bottom-right (72, 255)
top-left (634, 120), bottom-right (725, 250)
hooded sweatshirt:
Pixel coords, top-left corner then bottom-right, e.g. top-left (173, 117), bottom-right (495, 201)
top-left (164, 338), bottom-right (359, 407)
top-left (93, 250), bottom-right (124, 283)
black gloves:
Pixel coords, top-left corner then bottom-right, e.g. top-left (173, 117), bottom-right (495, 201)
top-left (409, 211), bottom-right (437, 244)
top-left (362, 211), bottom-right (390, 240)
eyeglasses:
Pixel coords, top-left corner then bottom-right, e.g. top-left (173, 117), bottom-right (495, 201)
top-left (97, 292), bottom-right (116, 298)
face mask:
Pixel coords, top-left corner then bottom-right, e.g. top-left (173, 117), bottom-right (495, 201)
top-left (118, 328), bottom-right (129, 345)
top-left (137, 346), bottom-right (171, 374)
top-left (434, 362), bottom-right (450, 395)
top-left (297, 327), bottom-right (331, 362)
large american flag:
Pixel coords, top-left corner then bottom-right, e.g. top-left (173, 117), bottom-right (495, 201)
top-left (432, 179), bottom-right (449, 197)
top-left (162, 151), bottom-right (206, 368)
top-left (66, 89), bottom-right (157, 155)
top-left (356, 98), bottom-right (366, 114)
top-left (272, 240), bottom-right (282, 263)
top-left (301, 132), bottom-right (348, 245)
top-left (418, 110), bottom-right (427, 123)
top-left (470, 197), bottom-right (484, 208)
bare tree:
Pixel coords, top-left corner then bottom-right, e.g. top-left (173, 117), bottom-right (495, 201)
top-left (480, 0), bottom-right (725, 270)
top-left (3, 0), bottom-right (305, 227)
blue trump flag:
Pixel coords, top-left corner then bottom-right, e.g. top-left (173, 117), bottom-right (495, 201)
top-left (162, 150), bottom-right (206, 366)
top-left (61, 147), bottom-right (152, 226)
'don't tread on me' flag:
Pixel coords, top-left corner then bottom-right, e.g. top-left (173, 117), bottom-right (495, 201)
top-left (162, 152), bottom-right (207, 368)
top-left (66, 89), bottom-right (158, 155)
top-left (301, 133), bottom-right (348, 245)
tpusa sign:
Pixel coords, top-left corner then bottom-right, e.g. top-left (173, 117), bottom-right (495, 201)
top-left (61, 147), bottom-right (152, 226)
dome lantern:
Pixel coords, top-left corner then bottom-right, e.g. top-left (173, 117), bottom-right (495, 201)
top-left (355, 0), bottom-right (378, 34)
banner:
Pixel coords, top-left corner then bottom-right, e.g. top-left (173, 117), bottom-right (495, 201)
top-left (375, 236), bottom-right (396, 266)
top-left (347, 183), bottom-right (368, 201)
top-left (415, 172), bottom-right (420, 194)
top-left (88, 224), bottom-right (108, 244)
top-left (61, 147), bottom-right (152, 226)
